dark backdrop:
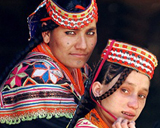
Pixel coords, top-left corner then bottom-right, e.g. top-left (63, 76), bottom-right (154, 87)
top-left (0, 0), bottom-right (160, 128)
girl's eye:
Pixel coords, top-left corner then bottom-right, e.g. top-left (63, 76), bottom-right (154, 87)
top-left (87, 31), bottom-right (95, 35)
top-left (121, 88), bottom-right (129, 94)
top-left (139, 94), bottom-right (146, 99)
top-left (65, 31), bottom-right (75, 35)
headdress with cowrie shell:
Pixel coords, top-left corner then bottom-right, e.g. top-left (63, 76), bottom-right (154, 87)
top-left (101, 39), bottom-right (158, 79)
top-left (27, 0), bottom-right (98, 39)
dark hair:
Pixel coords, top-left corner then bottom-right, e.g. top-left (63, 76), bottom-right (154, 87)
top-left (54, 0), bottom-right (90, 12)
top-left (67, 60), bottom-right (132, 128)
top-left (0, 0), bottom-right (91, 85)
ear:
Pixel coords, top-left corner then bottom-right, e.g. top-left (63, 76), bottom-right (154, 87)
top-left (92, 81), bottom-right (103, 97)
top-left (42, 31), bottom-right (50, 44)
top-left (41, 22), bottom-right (50, 44)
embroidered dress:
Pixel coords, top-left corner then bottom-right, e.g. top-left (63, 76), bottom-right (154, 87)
top-left (0, 43), bottom-right (90, 128)
top-left (75, 109), bottom-right (109, 128)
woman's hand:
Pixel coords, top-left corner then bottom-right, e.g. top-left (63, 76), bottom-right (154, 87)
top-left (112, 117), bottom-right (136, 128)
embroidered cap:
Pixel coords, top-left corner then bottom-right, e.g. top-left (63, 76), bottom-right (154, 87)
top-left (27, 0), bottom-right (98, 39)
top-left (101, 39), bottom-right (158, 79)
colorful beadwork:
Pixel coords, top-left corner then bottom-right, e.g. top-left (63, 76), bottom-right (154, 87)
top-left (101, 39), bottom-right (158, 79)
top-left (45, 0), bottom-right (98, 29)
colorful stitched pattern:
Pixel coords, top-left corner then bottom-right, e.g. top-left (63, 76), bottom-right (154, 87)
top-left (75, 109), bottom-right (109, 128)
top-left (75, 118), bottom-right (98, 128)
top-left (0, 52), bottom-right (81, 125)
top-left (101, 39), bottom-right (158, 79)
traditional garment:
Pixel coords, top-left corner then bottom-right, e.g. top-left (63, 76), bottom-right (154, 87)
top-left (0, 42), bottom-right (90, 128)
top-left (75, 109), bottom-right (109, 128)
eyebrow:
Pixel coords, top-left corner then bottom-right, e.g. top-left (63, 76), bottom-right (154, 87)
top-left (125, 81), bottom-right (149, 92)
top-left (73, 27), bottom-right (97, 31)
top-left (88, 27), bottom-right (97, 31)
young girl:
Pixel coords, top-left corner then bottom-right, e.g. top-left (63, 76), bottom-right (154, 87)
top-left (67, 39), bottom-right (158, 128)
top-left (0, 0), bottom-right (98, 127)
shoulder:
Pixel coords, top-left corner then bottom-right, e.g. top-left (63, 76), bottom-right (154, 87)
top-left (74, 118), bottom-right (98, 128)
top-left (2, 52), bottom-right (64, 90)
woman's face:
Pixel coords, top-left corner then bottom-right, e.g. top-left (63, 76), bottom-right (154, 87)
top-left (93, 70), bottom-right (150, 125)
top-left (43, 20), bottom-right (97, 71)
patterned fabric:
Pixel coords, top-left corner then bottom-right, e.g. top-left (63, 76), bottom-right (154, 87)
top-left (75, 118), bottom-right (98, 128)
top-left (31, 42), bottom-right (86, 96)
top-left (75, 109), bottom-right (109, 128)
top-left (101, 39), bottom-right (158, 79)
top-left (0, 45), bottom-right (90, 125)
top-left (27, 0), bottom-right (98, 39)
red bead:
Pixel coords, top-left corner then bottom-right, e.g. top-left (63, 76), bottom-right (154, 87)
top-left (64, 21), bottom-right (68, 25)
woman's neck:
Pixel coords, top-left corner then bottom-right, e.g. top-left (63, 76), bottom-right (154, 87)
top-left (96, 106), bottom-right (114, 128)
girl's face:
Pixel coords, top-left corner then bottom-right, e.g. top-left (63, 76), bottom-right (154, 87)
top-left (93, 70), bottom-right (150, 126)
top-left (42, 20), bottom-right (97, 71)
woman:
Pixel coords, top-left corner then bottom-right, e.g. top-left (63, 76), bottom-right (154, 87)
top-left (67, 39), bottom-right (158, 128)
top-left (0, 0), bottom-right (98, 127)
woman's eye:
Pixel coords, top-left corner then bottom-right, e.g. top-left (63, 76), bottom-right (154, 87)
top-left (121, 88), bottom-right (129, 94)
top-left (65, 31), bottom-right (75, 35)
top-left (139, 94), bottom-right (146, 99)
top-left (87, 31), bottom-right (95, 35)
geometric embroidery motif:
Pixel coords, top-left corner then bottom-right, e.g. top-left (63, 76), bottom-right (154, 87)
top-left (23, 77), bottom-right (37, 86)
top-left (32, 62), bottom-right (63, 83)
top-left (5, 63), bottom-right (28, 88)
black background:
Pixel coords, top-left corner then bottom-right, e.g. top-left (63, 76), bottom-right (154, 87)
top-left (0, 0), bottom-right (160, 127)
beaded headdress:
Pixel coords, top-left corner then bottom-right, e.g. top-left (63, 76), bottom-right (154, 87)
top-left (101, 39), bottom-right (158, 79)
top-left (27, 0), bottom-right (98, 39)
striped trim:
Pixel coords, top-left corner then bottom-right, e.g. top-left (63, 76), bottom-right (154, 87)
top-left (0, 84), bottom-right (76, 124)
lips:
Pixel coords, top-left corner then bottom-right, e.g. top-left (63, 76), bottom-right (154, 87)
top-left (70, 53), bottom-right (88, 57)
top-left (122, 111), bottom-right (135, 119)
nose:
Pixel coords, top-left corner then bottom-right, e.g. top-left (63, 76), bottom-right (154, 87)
top-left (128, 95), bottom-right (139, 109)
top-left (75, 34), bottom-right (87, 50)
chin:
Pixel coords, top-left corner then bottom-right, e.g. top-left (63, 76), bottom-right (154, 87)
top-left (73, 61), bottom-right (86, 68)
top-left (73, 64), bottom-right (85, 69)
top-left (66, 63), bottom-right (85, 71)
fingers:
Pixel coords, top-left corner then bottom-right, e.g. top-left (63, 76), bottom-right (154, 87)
top-left (128, 121), bottom-right (136, 128)
top-left (112, 117), bottom-right (136, 128)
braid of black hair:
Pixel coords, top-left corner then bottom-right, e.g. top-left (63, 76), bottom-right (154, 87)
top-left (96, 68), bottom-right (133, 100)
top-left (67, 62), bottom-right (132, 127)
top-left (0, 20), bottom-right (58, 86)
top-left (67, 61), bottom-right (124, 128)
top-left (41, 20), bottom-right (58, 32)
top-left (67, 77), bottom-right (96, 128)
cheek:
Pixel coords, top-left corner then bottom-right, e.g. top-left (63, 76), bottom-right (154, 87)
top-left (88, 40), bottom-right (97, 52)
top-left (101, 95), bottom-right (118, 108)
top-left (139, 100), bottom-right (146, 110)
top-left (102, 92), bottom-right (125, 108)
